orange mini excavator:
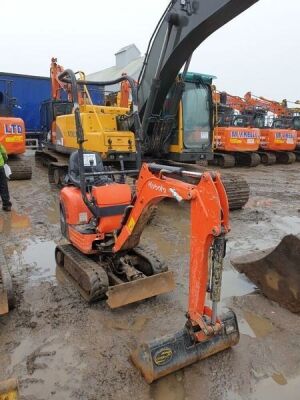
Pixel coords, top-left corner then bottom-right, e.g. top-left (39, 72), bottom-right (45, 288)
top-left (243, 92), bottom-right (297, 164)
top-left (0, 79), bottom-right (32, 180)
top-left (213, 91), bottom-right (261, 167)
top-left (54, 69), bottom-right (239, 382)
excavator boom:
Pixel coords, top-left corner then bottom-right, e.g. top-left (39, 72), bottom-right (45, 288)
top-left (138, 0), bottom-right (259, 121)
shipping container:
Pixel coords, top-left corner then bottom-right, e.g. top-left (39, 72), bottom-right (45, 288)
top-left (0, 72), bottom-right (50, 135)
top-left (0, 72), bottom-right (105, 141)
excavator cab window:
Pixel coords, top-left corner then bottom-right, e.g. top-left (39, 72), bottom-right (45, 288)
top-left (232, 115), bottom-right (248, 127)
top-left (182, 82), bottom-right (211, 148)
top-left (293, 117), bottom-right (300, 130)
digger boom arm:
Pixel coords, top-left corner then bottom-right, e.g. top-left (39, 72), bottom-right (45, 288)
top-left (138, 0), bottom-right (259, 121)
top-left (114, 163), bottom-right (229, 318)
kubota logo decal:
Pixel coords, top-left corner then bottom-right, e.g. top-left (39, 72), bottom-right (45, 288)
top-left (4, 124), bottom-right (23, 134)
top-left (148, 181), bottom-right (167, 194)
top-left (153, 347), bottom-right (173, 366)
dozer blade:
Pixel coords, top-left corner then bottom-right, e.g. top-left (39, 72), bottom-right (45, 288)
top-left (106, 271), bottom-right (175, 309)
top-left (231, 234), bottom-right (300, 313)
top-left (0, 378), bottom-right (19, 399)
top-left (131, 311), bottom-right (239, 383)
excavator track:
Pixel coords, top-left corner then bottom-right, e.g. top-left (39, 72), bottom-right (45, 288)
top-left (234, 152), bottom-right (261, 167)
top-left (211, 153), bottom-right (235, 168)
top-left (275, 151), bottom-right (296, 164)
top-left (259, 152), bottom-right (277, 165)
top-left (294, 150), bottom-right (300, 162)
top-left (55, 244), bottom-right (109, 302)
top-left (154, 160), bottom-right (250, 210)
top-left (8, 157), bottom-right (32, 180)
top-left (35, 149), bottom-right (69, 185)
top-left (0, 248), bottom-right (15, 315)
top-left (55, 244), bottom-right (174, 308)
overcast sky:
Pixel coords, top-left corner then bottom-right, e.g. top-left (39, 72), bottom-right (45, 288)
top-left (1, 0), bottom-right (299, 102)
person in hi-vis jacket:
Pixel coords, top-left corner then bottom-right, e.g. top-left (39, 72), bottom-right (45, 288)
top-left (0, 144), bottom-right (12, 211)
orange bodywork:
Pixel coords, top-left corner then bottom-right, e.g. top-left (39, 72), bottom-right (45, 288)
top-left (60, 162), bottom-right (229, 335)
top-left (297, 130), bottom-right (300, 149)
top-left (60, 183), bottom-right (131, 254)
top-left (214, 126), bottom-right (260, 152)
top-left (259, 128), bottom-right (297, 151)
top-left (0, 117), bottom-right (25, 155)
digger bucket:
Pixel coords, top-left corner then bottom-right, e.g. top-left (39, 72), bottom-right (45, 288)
top-left (0, 256), bottom-right (15, 315)
top-left (231, 234), bottom-right (300, 313)
top-left (131, 310), bottom-right (239, 383)
top-left (0, 378), bottom-right (19, 400)
top-left (106, 271), bottom-right (175, 309)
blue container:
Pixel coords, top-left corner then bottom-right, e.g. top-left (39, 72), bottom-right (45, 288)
top-left (0, 72), bottom-right (105, 137)
top-left (0, 72), bottom-right (50, 134)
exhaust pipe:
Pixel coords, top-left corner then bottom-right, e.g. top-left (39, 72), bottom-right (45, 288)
top-left (131, 310), bottom-right (239, 383)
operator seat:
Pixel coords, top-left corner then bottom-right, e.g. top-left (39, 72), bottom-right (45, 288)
top-left (67, 150), bottom-right (112, 188)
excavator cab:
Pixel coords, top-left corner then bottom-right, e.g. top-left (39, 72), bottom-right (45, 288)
top-left (167, 73), bottom-right (214, 161)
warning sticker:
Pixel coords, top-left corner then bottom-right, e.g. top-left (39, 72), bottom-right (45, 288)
top-left (127, 217), bottom-right (136, 232)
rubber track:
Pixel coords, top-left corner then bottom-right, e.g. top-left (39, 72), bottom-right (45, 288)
top-left (8, 158), bottom-right (32, 180)
top-left (56, 244), bottom-right (109, 302)
top-left (134, 245), bottom-right (168, 275)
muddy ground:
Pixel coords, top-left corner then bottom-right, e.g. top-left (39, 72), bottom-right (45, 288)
top-left (0, 153), bottom-right (300, 400)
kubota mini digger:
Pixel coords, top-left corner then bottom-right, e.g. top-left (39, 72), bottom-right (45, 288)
top-left (0, 79), bottom-right (32, 180)
top-left (212, 91), bottom-right (261, 167)
top-left (55, 68), bottom-right (240, 382)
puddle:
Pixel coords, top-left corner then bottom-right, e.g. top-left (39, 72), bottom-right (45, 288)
top-left (150, 370), bottom-right (185, 400)
top-left (0, 210), bottom-right (31, 234)
top-left (242, 311), bottom-right (273, 338)
top-left (272, 372), bottom-right (287, 385)
top-left (22, 239), bottom-right (57, 282)
top-left (251, 374), bottom-right (300, 400)
top-left (272, 215), bottom-right (300, 235)
top-left (221, 269), bottom-right (255, 300)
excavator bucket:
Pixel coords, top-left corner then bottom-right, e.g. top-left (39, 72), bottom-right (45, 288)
top-left (0, 249), bottom-right (14, 315)
top-left (231, 234), bottom-right (300, 313)
top-left (106, 271), bottom-right (175, 309)
top-left (131, 311), bottom-right (239, 383)
top-left (0, 378), bottom-right (19, 400)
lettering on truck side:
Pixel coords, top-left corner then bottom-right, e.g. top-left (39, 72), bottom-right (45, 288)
top-left (4, 124), bottom-right (23, 134)
top-left (230, 131), bottom-right (258, 139)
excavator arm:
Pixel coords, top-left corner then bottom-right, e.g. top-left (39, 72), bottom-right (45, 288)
top-left (120, 163), bottom-right (238, 382)
top-left (114, 162), bottom-right (229, 331)
top-left (138, 0), bottom-right (259, 132)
